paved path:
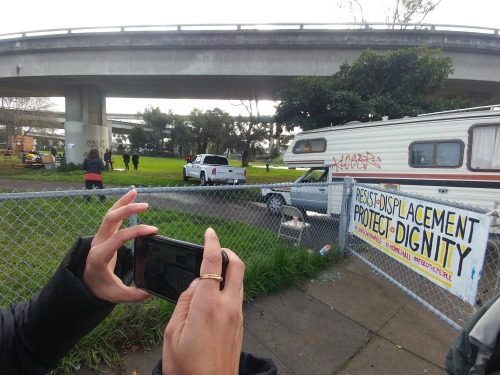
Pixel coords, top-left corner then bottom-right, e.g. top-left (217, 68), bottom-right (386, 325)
top-left (0, 178), bottom-right (91, 191)
top-left (77, 256), bottom-right (457, 375)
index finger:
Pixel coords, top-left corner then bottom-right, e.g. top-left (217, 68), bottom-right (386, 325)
top-left (91, 224), bottom-right (158, 263)
top-left (93, 190), bottom-right (149, 247)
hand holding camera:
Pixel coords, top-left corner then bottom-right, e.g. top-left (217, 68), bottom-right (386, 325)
top-left (162, 228), bottom-right (245, 375)
top-left (134, 234), bottom-right (228, 303)
top-left (83, 189), bottom-right (245, 374)
top-left (83, 189), bottom-right (157, 303)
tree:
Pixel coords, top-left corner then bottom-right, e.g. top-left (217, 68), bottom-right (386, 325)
top-left (333, 0), bottom-right (442, 26)
top-left (170, 121), bottom-right (193, 156)
top-left (138, 107), bottom-right (178, 152)
top-left (189, 108), bottom-right (211, 154)
top-left (129, 126), bottom-right (148, 151)
top-left (387, 0), bottom-right (442, 25)
top-left (205, 108), bottom-right (234, 155)
top-left (275, 47), bottom-right (469, 131)
top-left (231, 101), bottom-right (270, 167)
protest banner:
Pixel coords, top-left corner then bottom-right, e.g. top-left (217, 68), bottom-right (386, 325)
top-left (349, 186), bottom-right (490, 305)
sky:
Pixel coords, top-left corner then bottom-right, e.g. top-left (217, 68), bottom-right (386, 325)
top-left (1, 0), bottom-right (498, 115)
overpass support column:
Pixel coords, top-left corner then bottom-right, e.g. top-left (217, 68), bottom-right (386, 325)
top-left (64, 87), bottom-right (109, 164)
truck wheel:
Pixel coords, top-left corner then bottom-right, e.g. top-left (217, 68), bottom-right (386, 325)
top-left (267, 195), bottom-right (285, 215)
top-left (182, 169), bottom-right (189, 182)
top-left (200, 172), bottom-right (207, 186)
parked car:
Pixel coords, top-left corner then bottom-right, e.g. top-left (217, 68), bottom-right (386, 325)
top-left (261, 167), bottom-right (329, 215)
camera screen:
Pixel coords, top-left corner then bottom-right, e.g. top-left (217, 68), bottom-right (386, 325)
top-left (134, 235), bottom-right (203, 303)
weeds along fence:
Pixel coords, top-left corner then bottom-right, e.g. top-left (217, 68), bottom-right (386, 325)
top-left (0, 181), bottom-right (498, 333)
top-left (0, 183), bottom-right (342, 307)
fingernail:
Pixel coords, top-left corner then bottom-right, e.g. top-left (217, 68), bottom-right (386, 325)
top-left (205, 227), bottom-right (217, 238)
top-left (189, 279), bottom-right (199, 288)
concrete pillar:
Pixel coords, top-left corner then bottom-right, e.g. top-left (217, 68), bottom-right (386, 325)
top-left (64, 87), bottom-right (109, 164)
top-left (5, 123), bottom-right (14, 149)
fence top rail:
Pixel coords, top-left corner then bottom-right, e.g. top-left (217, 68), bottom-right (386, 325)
top-left (0, 181), bottom-right (343, 201)
top-left (355, 183), bottom-right (491, 215)
top-left (0, 22), bottom-right (498, 40)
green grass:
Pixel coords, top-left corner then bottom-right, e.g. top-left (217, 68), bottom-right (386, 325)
top-left (0, 153), bottom-right (304, 186)
top-left (0, 154), bottom-right (338, 374)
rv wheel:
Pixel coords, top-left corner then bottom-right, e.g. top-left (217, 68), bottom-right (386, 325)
top-left (267, 195), bottom-right (285, 215)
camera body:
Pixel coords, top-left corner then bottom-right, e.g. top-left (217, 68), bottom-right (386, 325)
top-left (134, 234), bottom-right (228, 303)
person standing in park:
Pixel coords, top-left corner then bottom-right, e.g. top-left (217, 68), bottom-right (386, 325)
top-left (110, 152), bottom-right (114, 171)
top-left (265, 158), bottom-right (270, 172)
top-left (107, 149), bottom-right (114, 171)
top-left (132, 150), bottom-right (139, 170)
top-left (185, 152), bottom-right (191, 163)
top-left (103, 149), bottom-right (111, 171)
top-left (82, 148), bottom-right (105, 202)
top-left (123, 150), bottom-right (130, 170)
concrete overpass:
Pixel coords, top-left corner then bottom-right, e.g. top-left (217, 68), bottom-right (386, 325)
top-left (0, 109), bottom-right (148, 132)
top-left (0, 23), bottom-right (499, 162)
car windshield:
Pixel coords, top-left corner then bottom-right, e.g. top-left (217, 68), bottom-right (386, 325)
top-left (203, 156), bottom-right (228, 165)
top-left (299, 168), bottom-right (328, 182)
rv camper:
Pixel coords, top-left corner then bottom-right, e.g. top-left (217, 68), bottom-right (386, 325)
top-left (262, 106), bottom-right (500, 222)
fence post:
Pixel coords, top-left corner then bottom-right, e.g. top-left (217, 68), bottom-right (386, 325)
top-left (338, 177), bottom-right (354, 256)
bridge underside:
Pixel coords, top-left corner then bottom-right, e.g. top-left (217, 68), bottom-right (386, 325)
top-left (2, 76), bottom-right (500, 104)
top-left (0, 75), bottom-right (498, 103)
top-left (0, 75), bottom-right (289, 100)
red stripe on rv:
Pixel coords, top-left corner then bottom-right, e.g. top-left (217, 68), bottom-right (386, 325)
top-left (285, 160), bottom-right (324, 164)
top-left (332, 172), bottom-right (500, 181)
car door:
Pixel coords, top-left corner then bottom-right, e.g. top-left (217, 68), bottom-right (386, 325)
top-left (187, 155), bottom-right (202, 178)
top-left (290, 167), bottom-right (329, 213)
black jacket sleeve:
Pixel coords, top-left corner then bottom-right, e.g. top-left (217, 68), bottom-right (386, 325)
top-left (150, 352), bottom-right (278, 375)
top-left (0, 237), bottom-right (132, 375)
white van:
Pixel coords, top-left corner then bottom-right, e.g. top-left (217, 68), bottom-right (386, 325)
top-left (262, 106), bottom-right (500, 222)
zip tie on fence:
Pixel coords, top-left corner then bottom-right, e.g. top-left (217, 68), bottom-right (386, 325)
top-left (483, 209), bottom-right (500, 217)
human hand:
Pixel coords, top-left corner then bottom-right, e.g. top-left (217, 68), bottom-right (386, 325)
top-left (163, 228), bottom-right (245, 375)
top-left (83, 189), bottom-right (157, 303)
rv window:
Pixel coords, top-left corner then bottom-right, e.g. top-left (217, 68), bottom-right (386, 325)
top-left (409, 141), bottom-right (462, 168)
top-left (292, 138), bottom-right (327, 154)
top-left (470, 125), bottom-right (500, 171)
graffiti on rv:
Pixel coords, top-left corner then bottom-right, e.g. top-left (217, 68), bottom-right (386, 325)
top-left (332, 152), bottom-right (382, 173)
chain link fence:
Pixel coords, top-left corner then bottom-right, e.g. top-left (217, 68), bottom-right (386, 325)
top-left (0, 180), bottom-right (498, 331)
top-left (346, 183), bottom-right (500, 331)
top-left (0, 183), bottom-right (341, 307)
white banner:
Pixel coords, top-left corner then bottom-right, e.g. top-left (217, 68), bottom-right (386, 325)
top-left (349, 186), bottom-right (490, 305)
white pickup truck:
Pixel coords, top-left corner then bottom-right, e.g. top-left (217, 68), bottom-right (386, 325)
top-left (183, 154), bottom-right (246, 186)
